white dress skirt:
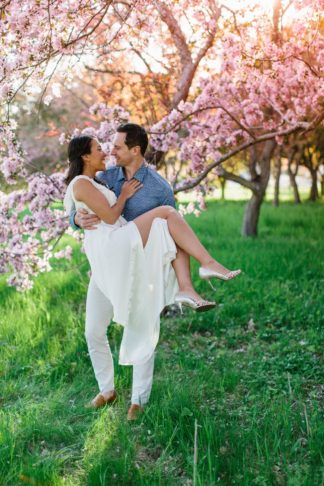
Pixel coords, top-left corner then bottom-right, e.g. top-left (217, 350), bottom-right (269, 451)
top-left (64, 175), bottom-right (178, 366)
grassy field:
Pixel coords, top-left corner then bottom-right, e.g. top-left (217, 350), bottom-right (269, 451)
top-left (0, 200), bottom-right (323, 485)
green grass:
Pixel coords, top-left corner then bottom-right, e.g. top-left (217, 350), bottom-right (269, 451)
top-left (1, 200), bottom-right (323, 485)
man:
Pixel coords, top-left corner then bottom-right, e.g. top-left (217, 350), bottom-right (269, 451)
top-left (70, 123), bottom-right (197, 420)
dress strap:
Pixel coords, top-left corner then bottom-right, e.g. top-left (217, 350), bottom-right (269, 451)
top-left (71, 174), bottom-right (93, 184)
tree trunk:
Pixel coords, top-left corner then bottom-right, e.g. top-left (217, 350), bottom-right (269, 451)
top-left (219, 177), bottom-right (226, 200)
top-left (287, 166), bottom-right (301, 204)
top-left (273, 156), bottom-right (281, 206)
top-left (321, 173), bottom-right (324, 197)
top-left (272, 0), bottom-right (282, 44)
top-left (287, 147), bottom-right (301, 204)
top-left (242, 192), bottom-right (264, 237)
top-left (309, 169), bottom-right (319, 201)
top-left (242, 139), bottom-right (276, 237)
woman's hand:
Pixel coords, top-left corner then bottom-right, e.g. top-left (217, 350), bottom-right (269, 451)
top-left (120, 179), bottom-right (143, 199)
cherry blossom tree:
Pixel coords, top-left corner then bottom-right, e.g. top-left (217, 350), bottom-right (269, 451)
top-left (82, 0), bottom-right (324, 233)
top-left (148, 0), bottom-right (324, 234)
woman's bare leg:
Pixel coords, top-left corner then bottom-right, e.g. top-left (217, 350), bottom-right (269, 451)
top-left (172, 246), bottom-right (205, 301)
top-left (133, 206), bottom-right (238, 276)
top-left (172, 246), bottom-right (192, 291)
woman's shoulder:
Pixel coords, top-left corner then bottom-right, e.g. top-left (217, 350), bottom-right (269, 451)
top-left (66, 176), bottom-right (100, 203)
top-left (64, 176), bottom-right (93, 212)
top-left (72, 175), bottom-right (93, 184)
top-left (66, 174), bottom-right (92, 190)
top-left (71, 175), bottom-right (101, 190)
top-left (72, 176), bottom-right (101, 196)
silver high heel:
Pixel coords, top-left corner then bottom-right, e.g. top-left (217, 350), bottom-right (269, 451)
top-left (199, 267), bottom-right (241, 290)
top-left (174, 293), bottom-right (216, 313)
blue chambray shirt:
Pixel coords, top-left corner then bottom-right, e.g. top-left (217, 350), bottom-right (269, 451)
top-left (69, 163), bottom-right (175, 228)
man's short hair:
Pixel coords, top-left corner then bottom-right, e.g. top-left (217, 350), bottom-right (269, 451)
top-left (117, 123), bottom-right (148, 156)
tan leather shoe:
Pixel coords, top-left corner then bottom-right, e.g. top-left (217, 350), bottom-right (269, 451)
top-left (127, 404), bottom-right (144, 421)
top-left (87, 390), bottom-right (117, 409)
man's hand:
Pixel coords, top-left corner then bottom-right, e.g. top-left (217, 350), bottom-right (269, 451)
top-left (74, 209), bottom-right (100, 230)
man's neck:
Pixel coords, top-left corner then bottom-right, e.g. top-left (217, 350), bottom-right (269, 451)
top-left (124, 158), bottom-right (145, 180)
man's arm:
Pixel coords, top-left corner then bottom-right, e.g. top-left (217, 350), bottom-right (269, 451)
top-left (69, 206), bottom-right (101, 231)
top-left (69, 209), bottom-right (79, 231)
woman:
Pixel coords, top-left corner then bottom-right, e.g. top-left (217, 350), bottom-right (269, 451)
top-left (64, 136), bottom-right (241, 366)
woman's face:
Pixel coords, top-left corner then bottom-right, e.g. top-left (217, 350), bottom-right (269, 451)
top-left (84, 139), bottom-right (106, 171)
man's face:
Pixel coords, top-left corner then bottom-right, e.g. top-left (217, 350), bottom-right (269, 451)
top-left (111, 132), bottom-right (135, 167)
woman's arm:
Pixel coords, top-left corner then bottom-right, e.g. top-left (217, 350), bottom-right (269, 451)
top-left (73, 179), bottom-right (142, 225)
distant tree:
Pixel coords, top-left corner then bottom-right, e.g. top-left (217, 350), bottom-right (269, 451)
top-left (301, 128), bottom-right (324, 201)
top-left (273, 148), bottom-right (282, 207)
top-left (286, 142), bottom-right (301, 204)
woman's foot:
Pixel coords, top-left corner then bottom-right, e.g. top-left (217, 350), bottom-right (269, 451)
top-left (178, 287), bottom-right (205, 302)
top-left (175, 288), bottom-right (216, 313)
top-left (199, 260), bottom-right (241, 281)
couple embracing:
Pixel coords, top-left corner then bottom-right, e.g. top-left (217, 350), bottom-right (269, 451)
top-left (64, 123), bottom-right (241, 420)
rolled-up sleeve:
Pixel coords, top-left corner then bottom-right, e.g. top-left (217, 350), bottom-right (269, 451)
top-left (161, 186), bottom-right (176, 208)
top-left (69, 209), bottom-right (80, 230)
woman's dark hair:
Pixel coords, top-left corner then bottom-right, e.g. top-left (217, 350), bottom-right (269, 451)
top-left (65, 136), bottom-right (93, 185)
top-left (117, 123), bottom-right (148, 156)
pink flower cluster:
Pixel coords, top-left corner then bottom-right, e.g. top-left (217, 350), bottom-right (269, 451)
top-left (0, 0), bottom-right (127, 107)
top-left (0, 125), bottom-right (26, 184)
top-left (150, 3), bottom-right (324, 183)
top-left (0, 172), bottom-right (69, 290)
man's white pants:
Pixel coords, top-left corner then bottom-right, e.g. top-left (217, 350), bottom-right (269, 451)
top-left (85, 277), bottom-right (154, 405)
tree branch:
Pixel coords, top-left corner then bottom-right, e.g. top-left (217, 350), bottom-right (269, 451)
top-left (154, 0), bottom-right (219, 108)
top-left (216, 166), bottom-right (257, 192)
top-left (63, 1), bottom-right (113, 49)
top-left (154, 0), bottom-right (192, 68)
top-left (84, 65), bottom-right (145, 76)
top-left (129, 43), bottom-right (153, 73)
top-left (173, 122), bottom-right (312, 193)
top-left (194, 3), bottom-right (221, 66)
top-left (300, 109), bottom-right (324, 135)
top-left (292, 56), bottom-right (322, 78)
top-left (220, 4), bottom-right (242, 38)
top-left (149, 103), bottom-right (262, 140)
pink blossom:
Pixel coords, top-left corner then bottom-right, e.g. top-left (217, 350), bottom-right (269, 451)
top-left (54, 246), bottom-right (73, 260)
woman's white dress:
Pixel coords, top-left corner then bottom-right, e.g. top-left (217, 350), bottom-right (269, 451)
top-left (64, 175), bottom-right (178, 366)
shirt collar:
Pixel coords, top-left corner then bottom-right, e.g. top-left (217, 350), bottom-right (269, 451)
top-left (117, 163), bottom-right (148, 183)
top-left (117, 167), bottom-right (125, 181)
